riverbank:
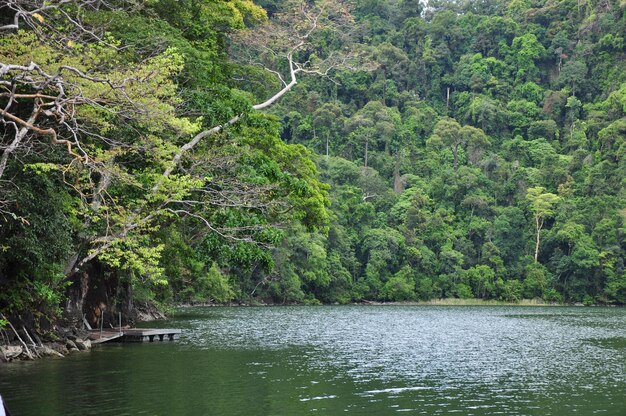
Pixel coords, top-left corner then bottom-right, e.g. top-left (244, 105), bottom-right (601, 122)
top-left (359, 298), bottom-right (620, 307)
top-left (0, 300), bottom-right (169, 363)
top-left (0, 334), bottom-right (93, 363)
top-left (175, 297), bottom-right (562, 308)
top-left (388, 298), bottom-right (556, 306)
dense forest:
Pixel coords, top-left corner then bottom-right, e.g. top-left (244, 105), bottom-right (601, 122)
top-left (1, 0), bottom-right (626, 331)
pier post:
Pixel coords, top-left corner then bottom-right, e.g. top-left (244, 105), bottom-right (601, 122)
top-left (100, 310), bottom-right (104, 340)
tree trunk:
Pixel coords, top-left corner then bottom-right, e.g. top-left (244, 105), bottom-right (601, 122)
top-left (364, 136), bottom-right (369, 169)
top-left (534, 217), bottom-right (543, 262)
top-left (393, 152), bottom-right (403, 193)
top-left (325, 132), bottom-right (329, 160)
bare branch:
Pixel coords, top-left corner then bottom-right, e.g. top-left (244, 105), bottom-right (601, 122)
top-left (362, 193), bottom-right (378, 202)
top-left (164, 208), bottom-right (268, 245)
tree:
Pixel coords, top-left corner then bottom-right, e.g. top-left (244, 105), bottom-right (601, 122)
top-left (526, 187), bottom-right (561, 262)
top-left (0, 6), bottom-right (206, 318)
top-left (427, 117), bottom-right (489, 172)
top-left (464, 265), bottom-right (496, 298)
top-left (552, 221), bottom-right (600, 301)
top-left (1, 0), bottom-right (351, 277)
top-left (230, 0), bottom-right (356, 110)
top-left (506, 33), bottom-right (546, 83)
top-left (0, 0), bottom-right (343, 324)
top-left (559, 59), bottom-right (587, 97)
top-left (312, 102), bottom-right (345, 159)
top-left (381, 266), bottom-right (416, 301)
top-left (548, 31), bottom-right (570, 75)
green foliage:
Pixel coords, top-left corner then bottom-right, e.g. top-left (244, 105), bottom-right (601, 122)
top-left (262, 0), bottom-right (626, 306)
top-left (506, 33), bottom-right (546, 82)
top-left (465, 265), bottom-right (496, 299)
top-left (0, 0), bottom-right (328, 319)
top-left (381, 267), bottom-right (416, 301)
top-left (0, 172), bottom-right (74, 317)
top-left (3, 0), bottom-right (626, 317)
top-left (523, 262), bottom-right (550, 299)
top-left (526, 187), bottom-right (561, 219)
top-left (500, 279), bottom-right (523, 302)
top-left (456, 283), bottom-right (474, 299)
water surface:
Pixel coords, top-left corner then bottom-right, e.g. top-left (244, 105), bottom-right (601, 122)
top-left (1, 306), bottom-right (625, 415)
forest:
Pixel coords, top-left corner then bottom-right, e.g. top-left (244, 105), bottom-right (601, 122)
top-left (1, 0), bottom-right (626, 331)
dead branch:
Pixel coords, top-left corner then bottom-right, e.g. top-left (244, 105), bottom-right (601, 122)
top-left (0, 314), bottom-right (35, 360)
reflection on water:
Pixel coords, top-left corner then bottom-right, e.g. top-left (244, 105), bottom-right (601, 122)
top-left (1, 306), bottom-right (625, 415)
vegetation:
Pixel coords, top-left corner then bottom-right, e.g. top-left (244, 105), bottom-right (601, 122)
top-left (1, 0), bottom-right (625, 331)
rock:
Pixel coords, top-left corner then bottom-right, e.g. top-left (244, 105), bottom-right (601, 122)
top-left (74, 338), bottom-right (92, 351)
top-left (35, 346), bottom-right (64, 358)
top-left (1, 345), bottom-right (23, 361)
top-left (66, 334), bottom-right (77, 341)
top-left (50, 343), bottom-right (69, 356)
top-left (131, 301), bottom-right (167, 323)
top-left (66, 339), bottom-right (79, 351)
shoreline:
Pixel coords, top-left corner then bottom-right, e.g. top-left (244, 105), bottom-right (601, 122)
top-left (1, 334), bottom-right (93, 363)
top-left (174, 298), bottom-right (617, 308)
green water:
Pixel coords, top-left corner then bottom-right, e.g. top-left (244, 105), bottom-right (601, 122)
top-left (1, 306), bottom-right (625, 415)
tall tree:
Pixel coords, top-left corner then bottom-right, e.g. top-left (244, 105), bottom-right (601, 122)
top-left (526, 187), bottom-right (560, 262)
top-left (427, 117), bottom-right (489, 172)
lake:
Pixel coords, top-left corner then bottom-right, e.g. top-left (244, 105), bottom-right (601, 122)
top-left (1, 305), bottom-right (625, 415)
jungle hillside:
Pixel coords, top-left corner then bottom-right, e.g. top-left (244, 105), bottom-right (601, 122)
top-left (1, 0), bottom-right (626, 332)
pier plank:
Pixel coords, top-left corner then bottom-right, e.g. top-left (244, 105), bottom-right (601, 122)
top-left (88, 328), bottom-right (181, 343)
top-left (88, 330), bottom-right (125, 344)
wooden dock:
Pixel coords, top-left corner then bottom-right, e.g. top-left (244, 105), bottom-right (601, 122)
top-left (89, 329), bottom-right (126, 344)
top-left (123, 328), bottom-right (182, 342)
top-left (88, 328), bottom-right (181, 344)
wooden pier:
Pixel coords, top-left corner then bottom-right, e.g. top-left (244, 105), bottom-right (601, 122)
top-left (88, 328), bottom-right (181, 344)
top-left (123, 328), bottom-right (181, 342)
top-left (89, 329), bottom-right (125, 344)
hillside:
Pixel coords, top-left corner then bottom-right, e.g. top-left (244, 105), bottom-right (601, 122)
top-left (1, 0), bottom-right (625, 333)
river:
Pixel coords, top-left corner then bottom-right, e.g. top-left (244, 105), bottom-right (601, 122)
top-left (1, 305), bottom-right (625, 415)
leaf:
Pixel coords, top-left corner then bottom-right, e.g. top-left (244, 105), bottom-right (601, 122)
top-left (32, 13), bottom-right (44, 23)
